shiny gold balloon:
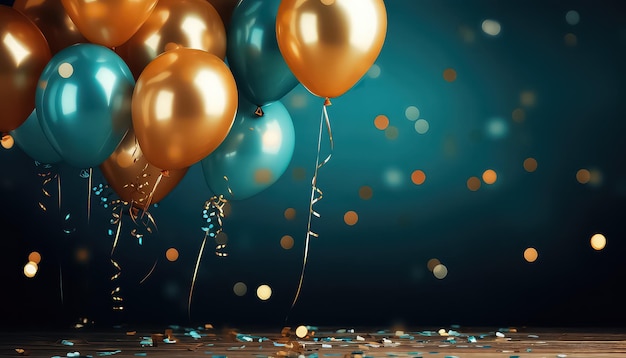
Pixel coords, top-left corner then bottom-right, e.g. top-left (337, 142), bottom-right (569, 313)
top-left (100, 128), bottom-right (189, 211)
top-left (206, 0), bottom-right (239, 28)
top-left (116, 0), bottom-right (227, 80)
top-left (60, 0), bottom-right (158, 48)
top-left (0, 6), bottom-right (51, 134)
top-left (13, 0), bottom-right (87, 55)
top-left (132, 48), bottom-right (238, 171)
top-left (276, 0), bottom-right (387, 99)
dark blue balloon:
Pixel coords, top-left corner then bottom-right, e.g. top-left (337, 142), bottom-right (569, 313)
top-left (10, 109), bottom-right (62, 164)
top-left (35, 43), bottom-right (135, 168)
top-left (201, 98), bottom-right (295, 201)
top-left (227, 0), bottom-right (299, 107)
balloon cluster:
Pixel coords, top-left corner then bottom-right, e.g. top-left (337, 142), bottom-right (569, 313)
top-left (2, 0), bottom-right (387, 208)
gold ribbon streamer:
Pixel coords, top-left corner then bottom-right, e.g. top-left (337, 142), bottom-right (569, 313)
top-left (290, 99), bottom-right (334, 311)
top-left (110, 204), bottom-right (124, 311)
top-left (88, 168), bottom-right (92, 223)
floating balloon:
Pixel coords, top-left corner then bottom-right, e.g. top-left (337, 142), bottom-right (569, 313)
top-left (0, 5), bottom-right (51, 134)
top-left (227, 0), bottom-right (299, 108)
top-left (116, 0), bottom-right (227, 80)
top-left (13, 0), bottom-right (87, 55)
top-left (201, 98), bottom-right (295, 200)
top-left (100, 128), bottom-right (189, 211)
top-left (132, 47), bottom-right (238, 171)
top-left (60, 0), bottom-right (158, 48)
top-left (276, 0), bottom-right (387, 99)
top-left (36, 43), bottom-right (135, 169)
top-left (10, 109), bottom-right (62, 164)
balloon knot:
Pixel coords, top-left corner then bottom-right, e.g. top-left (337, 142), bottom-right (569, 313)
top-left (324, 97), bottom-right (332, 106)
top-left (161, 170), bottom-right (170, 177)
top-left (254, 106), bottom-right (264, 117)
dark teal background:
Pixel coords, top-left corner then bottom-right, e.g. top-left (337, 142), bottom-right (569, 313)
top-left (2, 0), bottom-right (626, 329)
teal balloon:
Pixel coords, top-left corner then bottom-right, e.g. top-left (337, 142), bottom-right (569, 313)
top-left (35, 43), bottom-right (134, 169)
top-left (227, 0), bottom-right (299, 107)
top-left (10, 109), bottom-right (62, 164)
top-left (201, 98), bottom-right (295, 201)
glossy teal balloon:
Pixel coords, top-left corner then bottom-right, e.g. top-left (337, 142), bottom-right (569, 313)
top-left (36, 43), bottom-right (134, 168)
top-left (201, 98), bottom-right (295, 200)
top-left (227, 0), bottom-right (299, 107)
top-left (10, 109), bottom-right (62, 164)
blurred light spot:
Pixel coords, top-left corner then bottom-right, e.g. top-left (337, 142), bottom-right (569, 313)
top-left (280, 235), bottom-right (294, 250)
top-left (24, 261), bottom-right (38, 278)
top-left (359, 185), bottom-right (373, 200)
top-left (443, 68), bottom-right (457, 82)
top-left (1, 134), bottom-right (14, 149)
top-left (411, 170), bottom-right (426, 185)
top-left (254, 168), bottom-right (272, 184)
top-left (414, 119), bottom-right (429, 134)
top-left (165, 248), bottom-right (179, 262)
top-left (467, 176), bottom-right (481, 191)
top-left (433, 264), bottom-right (448, 279)
top-left (520, 91), bottom-right (536, 107)
top-left (566, 10), bottom-right (580, 25)
top-left (374, 114), bottom-right (389, 130)
top-left (589, 168), bottom-right (603, 186)
top-left (512, 108), bottom-right (525, 123)
top-left (215, 232), bottom-right (228, 245)
top-left (524, 157), bottom-right (538, 172)
top-left (296, 325), bottom-right (308, 338)
top-left (384, 168), bottom-right (404, 188)
top-left (458, 25), bottom-right (476, 43)
top-left (486, 117), bottom-right (508, 139)
top-left (524, 247), bottom-right (538, 262)
top-left (284, 207), bottom-right (296, 220)
top-left (292, 167), bottom-right (306, 181)
top-left (344, 210), bottom-right (358, 226)
top-left (576, 169), bottom-right (591, 184)
top-left (367, 63), bottom-right (381, 78)
top-left (481, 19), bottom-right (501, 36)
top-left (564, 33), bottom-right (577, 46)
top-left (28, 251), bottom-right (41, 264)
top-left (590, 233), bottom-right (606, 250)
top-left (75, 247), bottom-right (90, 263)
top-left (427, 258), bottom-right (441, 272)
top-left (290, 94), bottom-right (307, 109)
top-left (482, 169), bottom-right (497, 184)
top-left (405, 106), bottom-right (420, 121)
top-left (58, 62), bottom-right (73, 78)
top-left (223, 201), bottom-right (232, 217)
top-left (385, 125), bottom-right (399, 140)
top-left (256, 284), bottom-right (272, 300)
top-left (233, 282), bottom-right (247, 296)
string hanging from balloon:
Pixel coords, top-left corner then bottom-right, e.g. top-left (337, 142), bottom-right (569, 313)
top-left (290, 98), bottom-right (334, 311)
top-left (188, 195), bottom-right (228, 319)
top-left (79, 168), bottom-right (93, 223)
top-left (35, 161), bottom-right (61, 212)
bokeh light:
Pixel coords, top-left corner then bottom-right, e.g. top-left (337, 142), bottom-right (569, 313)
top-left (367, 63), bottom-right (381, 78)
top-left (576, 169), bottom-right (591, 184)
top-left (512, 108), bottom-right (525, 123)
top-left (385, 126), bottom-right (399, 140)
top-left (481, 19), bottom-right (501, 36)
top-left (411, 170), bottom-right (426, 185)
top-left (344, 211), bottom-right (359, 226)
top-left (284, 208), bottom-right (296, 220)
top-left (215, 232), bottom-right (228, 245)
top-left (427, 258), bottom-right (441, 272)
top-left (520, 91), bottom-right (537, 107)
top-left (28, 251), bottom-right (41, 264)
top-left (564, 33), bottom-right (578, 47)
top-left (467, 176), bottom-right (481, 191)
top-left (165, 248), bottom-right (179, 262)
top-left (590, 233), bottom-right (606, 251)
top-left (256, 284), bottom-right (272, 301)
top-left (443, 68), bottom-right (457, 82)
top-left (359, 185), bottom-right (373, 200)
top-left (254, 168), bottom-right (272, 184)
top-left (292, 167), bottom-right (306, 181)
top-left (384, 168), bottom-right (404, 188)
top-left (1, 134), bottom-right (14, 149)
top-left (433, 264), bottom-right (448, 279)
top-left (23, 261), bottom-right (38, 278)
top-left (524, 158), bottom-right (538, 172)
top-left (295, 325), bottom-right (308, 338)
top-left (405, 106), bottom-right (420, 121)
top-left (374, 114), bottom-right (389, 130)
top-left (75, 247), bottom-right (90, 263)
top-left (280, 235), bottom-right (294, 250)
top-left (414, 119), bottom-right (429, 134)
top-left (566, 10), bottom-right (580, 25)
top-left (482, 169), bottom-right (497, 184)
top-left (233, 282), bottom-right (247, 296)
top-left (486, 117), bottom-right (508, 139)
top-left (524, 247), bottom-right (538, 263)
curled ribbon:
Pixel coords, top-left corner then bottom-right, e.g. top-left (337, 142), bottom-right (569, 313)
top-left (290, 98), bottom-right (334, 311)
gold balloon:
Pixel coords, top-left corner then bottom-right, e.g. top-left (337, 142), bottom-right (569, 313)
top-left (100, 128), bottom-right (188, 211)
top-left (13, 0), bottom-right (87, 55)
top-left (276, 0), bottom-right (387, 99)
top-left (0, 6), bottom-right (51, 134)
top-left (205, 0), bottom-right (239, 28)
top-left (132, 48), bottom-right (238, 171)
top-left (60, 0), bottom-right (158, 48)
top-left (116, 0), bottom-right (227, 80)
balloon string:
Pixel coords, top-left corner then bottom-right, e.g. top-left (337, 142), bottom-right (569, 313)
top-left (87, 167), bottom-right (92, 224)
top-left (57, 173), bottom-right (62, 210)
top-left (189, 230), bottom-right (208, 320)
top-left (59, 264), bottom-right (64, 304)
top-left (141, 170), bottom-right (167, 219)
top-left (110, 258), bottom-right (123, 311)
top-left (139, 259), bottom-right (158, 284)
top-left (111, 205), bottom-right (123, 256)
top-left (290, 99), bottom-right (334, 312)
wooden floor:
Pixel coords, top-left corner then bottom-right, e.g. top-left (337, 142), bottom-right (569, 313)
top-left (2, 324), bottom-right (626, 357)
